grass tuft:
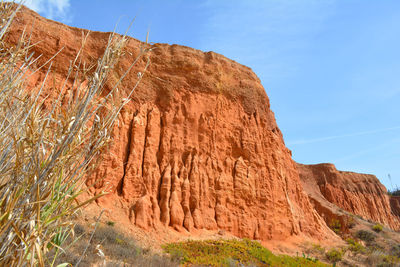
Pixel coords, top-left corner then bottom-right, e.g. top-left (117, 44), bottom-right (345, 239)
top-left (356, 230), bottom-right (376, 243)
top-left (329, 219), bottom-right (341, 234)
top-left (346, 238), bottom-right (365, 254)
top-left (325, 248), bottom-right (343, 263)
top-left (372, 223), bottom-right (383, 233)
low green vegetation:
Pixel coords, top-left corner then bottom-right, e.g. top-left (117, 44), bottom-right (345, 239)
top-left (163, 239), bottom-right (329, 267)
top-left (106, 221), bottom-right (116, 227)
top-left (366, 251), bottom-right (400, 266)
top-left (356, 230), bottom-right (376, 243)
top-left (345, 216), bottom-right (356, 229)
top-left (325, 248), bottom-right (343, 263)
top-left (329, 219), bottom-right (342, 234)
top-left (391, 244), bottom-right (400, 258)
top-left (346, 228), bottom-right (400, 266)
top-left (346, 238), bottom-right (365, 254)
top-left (311, 244), bottom-right (326, 254)
top-left (372, 223), bottom-right (383, 233)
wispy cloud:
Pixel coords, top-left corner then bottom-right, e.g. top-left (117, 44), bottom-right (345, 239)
top-left (333, 136), bottom-right (400, 163)
top-left (288, 126), bottom-right (400, 145)
top-left (199, 0), bottom-right (336, 81)
top-left (23, 0), bottom-right (71, 23)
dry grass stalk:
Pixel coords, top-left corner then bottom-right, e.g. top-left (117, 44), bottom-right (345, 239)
top-left (0, 2), bottom-right (149, 266)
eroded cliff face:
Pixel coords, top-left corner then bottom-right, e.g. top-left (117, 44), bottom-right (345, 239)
top-left (391, 196), bottom-right (400, 220)
top-left (6, 6), bottom-right (336, 242)
top-left (297, 163), bottom-right (400, 230)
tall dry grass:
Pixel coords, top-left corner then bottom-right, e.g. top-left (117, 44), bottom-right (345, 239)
top-left (0, 2), bottom-right (149, 266)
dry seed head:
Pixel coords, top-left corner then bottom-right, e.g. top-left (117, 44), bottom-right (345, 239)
top-left (29, 220), bottom-right (35, 230)
top-left (68, 119), bottom-right (75, 131)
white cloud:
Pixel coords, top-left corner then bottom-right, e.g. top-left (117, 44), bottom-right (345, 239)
top-left (23, 0), bottom-right (71, 23)
top-left (287, 126), bottom-right (400, 146)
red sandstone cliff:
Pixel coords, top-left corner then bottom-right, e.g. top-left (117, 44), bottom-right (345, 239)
top-left (6, 6), bottom-right (337, 243)
top-left (391, 196), bottom-right (400, 220)
top-left (297, 163), bottom-right (400, 230)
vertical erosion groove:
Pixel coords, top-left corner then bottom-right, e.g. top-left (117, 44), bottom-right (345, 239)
top-left (156, 115), bottom-right (164, 204)
top-left (156, 115), bottom-right (164, 170)
top-left (141, 109), bottom-right (152, 180)
top-left (117, 111), bottom-right (136, 196)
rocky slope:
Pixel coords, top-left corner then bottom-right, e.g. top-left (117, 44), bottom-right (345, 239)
top-left (6, 6), bottom-right (337, 243)
top-left (297, 163), bottom-right (400, 230)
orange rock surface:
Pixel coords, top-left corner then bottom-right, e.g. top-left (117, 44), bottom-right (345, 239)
top-left (391, 196), bottom-right (400, 220)
top-left (6, 6), bottom-right (337, 243)
top-left (297, 163), bottom-right (400, 230)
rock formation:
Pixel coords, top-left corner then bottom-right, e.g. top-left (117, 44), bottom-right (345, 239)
top-left (297, 163), bottom-right (400, 230)
top-left (6, 5), bottom-right (336, 242)
top-left (391, 196), bottom-right (400, 220)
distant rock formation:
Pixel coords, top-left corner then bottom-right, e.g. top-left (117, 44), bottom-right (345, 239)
top-left (390, 196), bottom-right (400, 220)
top-left (297, 163), bottom-right (400, 230)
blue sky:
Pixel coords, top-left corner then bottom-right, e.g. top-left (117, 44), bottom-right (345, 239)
top-left (24, 0), bottom-right (400, 189)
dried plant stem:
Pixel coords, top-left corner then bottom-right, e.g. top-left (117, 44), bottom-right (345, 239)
top-left (0, 3), bottom-right (149, 266)
top-left (75, 210), bottom-right (104, 267)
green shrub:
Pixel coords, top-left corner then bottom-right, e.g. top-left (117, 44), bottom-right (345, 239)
top-left (373, 223), bottom-right (383, 233)
top-left (346, 238), bottom-right (365, 254)
top-left (329, 219), bottom-right (342, 234)
top-left (106, 221), bottom-right (115, 227)
top-left (346, 216), bottom-right (356, 229)
top-left (356, 230), bottom-right (376, 243)
top-left (163, 239), bottom-right (329, 267)
top-left (312, 244), bottom-right (326, 254)
top-left (325, 248), bottom-right (343, 263)
top-left (302, 253), bottom-right (319, 263)
top-left (367, 251), bottom-right (400, 267)
top-left (390, 244), bottom-right (400, 257)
